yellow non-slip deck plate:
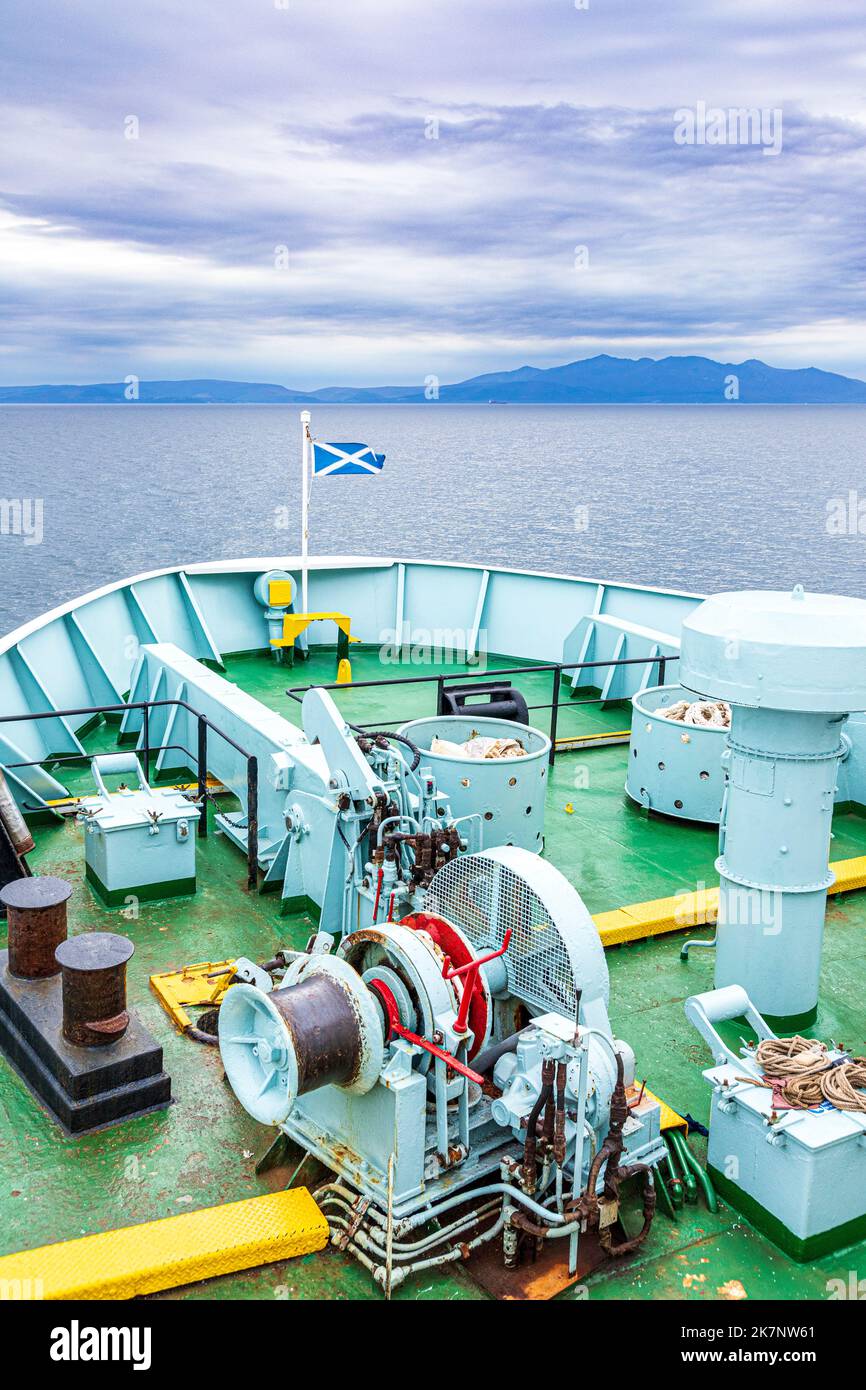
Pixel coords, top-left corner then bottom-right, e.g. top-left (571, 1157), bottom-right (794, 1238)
top-left (0, 1188), bottom-right (329, 1300)
top-left (643, 1087), bottom-right (687, 1132)
top-left (592, 853), bottom-right (866, 948)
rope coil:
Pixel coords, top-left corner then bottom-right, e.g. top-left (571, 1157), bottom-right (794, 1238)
top-left (754, 1036), bottom-right (866, 1113)
top-left (820, 1059), bottom-right (866, 1112)
top-left (755, 1036), bottom-right (830, 1077)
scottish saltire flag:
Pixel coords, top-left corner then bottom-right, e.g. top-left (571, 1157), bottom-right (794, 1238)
top-left (312, 441), bottom-right (386, 476)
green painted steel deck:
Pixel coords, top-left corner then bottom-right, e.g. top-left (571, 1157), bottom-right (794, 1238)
top-left (3, 646), bottom-right (866, 1301)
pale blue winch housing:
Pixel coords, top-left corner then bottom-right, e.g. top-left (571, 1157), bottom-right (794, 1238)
top-left (625, 683), bottom-right (726, 823)
top-left (679, 586), bottom-right (866, 1024)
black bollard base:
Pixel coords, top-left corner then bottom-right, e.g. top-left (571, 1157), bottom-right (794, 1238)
top-left (0, 950), bottom-right (171, 1133)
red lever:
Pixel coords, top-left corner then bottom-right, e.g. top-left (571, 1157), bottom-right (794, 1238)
top-left (367, 975), bottom-right (484, 1084)
top-left (442, 929), bottom-right (512, 1037)
top-left (391, 1023), bottom-right (485, 1085)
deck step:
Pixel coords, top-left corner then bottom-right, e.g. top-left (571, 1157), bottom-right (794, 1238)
top-left (555, 728), bottom-right (631, 750)
top-left (0, 1188), bottom-right (328, 1299)
top-left (593, 854), bottom-right (866, 947)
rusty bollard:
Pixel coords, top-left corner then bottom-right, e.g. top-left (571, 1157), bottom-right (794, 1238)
top-left (0, 876), bottom-right (72, 979)
top-left (55, 932), bottom-right (135, 1048)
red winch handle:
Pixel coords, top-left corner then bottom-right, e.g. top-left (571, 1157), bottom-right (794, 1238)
top-left (367, 974), bottom-right (485, 1085)
top-left (442, 929), bottom-right (512, 1037)
top-left (391, 1023), bottom-right (485, 1085)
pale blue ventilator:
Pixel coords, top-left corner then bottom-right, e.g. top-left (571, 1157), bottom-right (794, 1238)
top-left (679, 586), bottom-right (866, 1025)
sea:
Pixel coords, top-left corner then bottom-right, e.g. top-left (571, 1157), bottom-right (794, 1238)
top-left (1, 403), bottom-right (865, 633)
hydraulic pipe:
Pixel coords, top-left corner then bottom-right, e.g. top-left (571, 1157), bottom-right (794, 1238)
top-left (668, 1128), bottom-right (718, 1213)
top-left (666, 1130), bottom-right (697, 1203)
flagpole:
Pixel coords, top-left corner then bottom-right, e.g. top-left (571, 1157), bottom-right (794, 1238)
top-left (300, 409), bottom-right (311, 615)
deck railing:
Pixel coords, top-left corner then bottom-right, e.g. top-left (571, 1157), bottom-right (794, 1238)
top-left (0, 700), bottom-right (259, 889)
top-left (286, 652), bottom-right (678, 767)
top-left (0, 650), bottom-right (680, 895)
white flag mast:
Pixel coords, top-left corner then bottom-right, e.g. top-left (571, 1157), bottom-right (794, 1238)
top-left (300, 409), bottom-right (311, 615)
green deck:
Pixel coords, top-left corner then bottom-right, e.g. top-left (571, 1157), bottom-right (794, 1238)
top-left (2, 647), bottom-right (866, 1301)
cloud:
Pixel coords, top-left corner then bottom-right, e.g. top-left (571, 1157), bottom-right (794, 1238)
top-left (0, 1), bottom-right (865, 382)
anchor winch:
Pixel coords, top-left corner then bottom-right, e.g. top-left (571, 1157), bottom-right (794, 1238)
top-left (219, 845), bottom-right (665, 1290)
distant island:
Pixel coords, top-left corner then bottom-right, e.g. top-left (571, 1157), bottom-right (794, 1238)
top-left (2, 354), bottom-right (866, 404)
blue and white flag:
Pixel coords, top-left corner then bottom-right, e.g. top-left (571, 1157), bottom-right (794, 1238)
top-left (312, 441), bottom-right (386, 476)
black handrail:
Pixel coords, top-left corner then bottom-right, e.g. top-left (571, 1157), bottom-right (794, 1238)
top-left (0, 700), bottom-right (259, 890)
top-left (287, 651), bottom-right (677, 766)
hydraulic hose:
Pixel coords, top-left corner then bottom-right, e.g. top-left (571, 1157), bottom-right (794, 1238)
top-left (666, 1131), bottom-right (697, 1204)
top-left (354, 727), bottom-right (423, 772)
top-left (473, 1027), bottom-right (531, 1077)
top-left (523, 1060), bottom-right (555, 1193)
top-left (600, 1165), bottom-right (656, 1257)
top-left (668, 1128), bottom-right (717, 1213)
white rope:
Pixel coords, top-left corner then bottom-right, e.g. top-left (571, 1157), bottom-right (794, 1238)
top-left (659, 699), bottom-right (731, 728)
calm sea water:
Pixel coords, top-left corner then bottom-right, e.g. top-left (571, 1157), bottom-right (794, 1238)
top-left (1, 403), bottom-right (865, 634)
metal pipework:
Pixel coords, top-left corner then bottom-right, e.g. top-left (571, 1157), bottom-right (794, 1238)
top-left (0, 767), bottom-right (35, 857)
top-left (680, 586), bottom-right (866, 1024)
top-left (0, 875), bottom-right (72, 979)
top-left (55, 931), bottom-right (134, 1047)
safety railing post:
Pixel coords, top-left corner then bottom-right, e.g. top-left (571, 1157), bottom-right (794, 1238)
top-left (142, 705), bottom-right (150, 785)
top-left (246, 756), bottom-right (259, 890)
top-left (549, 665), bottom-right (561, 767)
top-left (197, 717), bottom-right (208, 839)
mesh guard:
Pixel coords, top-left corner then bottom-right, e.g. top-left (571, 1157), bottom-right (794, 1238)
top-left (425, 851), bottom-right (577, 1016)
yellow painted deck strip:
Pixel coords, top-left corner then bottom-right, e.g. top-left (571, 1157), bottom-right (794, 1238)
top-left (555, 729), bottom-right (631, 745)
top-left (0, 1188), bottom-right (328, 1300)
top-left (46, 779), bottom-right (227, 809)
top-left (593, 854), bottom-right (866, 948)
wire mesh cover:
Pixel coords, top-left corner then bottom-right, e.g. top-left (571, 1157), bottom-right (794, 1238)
top-left (426, 853), bottom-right (576, 1016)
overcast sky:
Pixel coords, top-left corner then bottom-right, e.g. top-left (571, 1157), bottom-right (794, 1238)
top-left (1, 0), bottom-right (865, 386)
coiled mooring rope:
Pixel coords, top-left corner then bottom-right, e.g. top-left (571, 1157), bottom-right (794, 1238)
top-left (755, 1036), bottom-right (829, 1077)
top-left (661, 699), bottom-right (731, 728)
top-left (820, 1059), bottom-right (866, 1112)
top-left (754, 1036), bottom-right (866, 1113)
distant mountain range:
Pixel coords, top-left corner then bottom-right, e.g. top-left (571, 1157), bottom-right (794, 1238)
top-left (2, 355), bottom-right (865, 404)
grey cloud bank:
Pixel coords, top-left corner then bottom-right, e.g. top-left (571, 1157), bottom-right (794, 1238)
top-left (0, 1), bottom-right (864, 383)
